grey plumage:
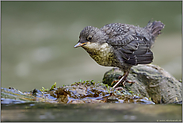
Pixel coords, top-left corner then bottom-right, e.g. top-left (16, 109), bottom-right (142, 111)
top-left (74, 21), bottom-right (165, 88)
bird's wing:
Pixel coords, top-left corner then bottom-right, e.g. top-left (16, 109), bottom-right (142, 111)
top-left (107, 35), bottom-right (153, 65)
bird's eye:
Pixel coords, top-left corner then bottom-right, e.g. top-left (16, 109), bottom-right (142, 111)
top-left (86, 35), bottom-right (92, 41)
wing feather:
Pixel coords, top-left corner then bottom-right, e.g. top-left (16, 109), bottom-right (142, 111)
top-left (108, 35), bottom-right (153, 65)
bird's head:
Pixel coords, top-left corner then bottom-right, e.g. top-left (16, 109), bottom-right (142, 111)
top-left (74, 26), bottom-right (108, 49)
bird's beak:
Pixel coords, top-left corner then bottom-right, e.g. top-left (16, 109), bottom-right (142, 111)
top-left (74, 42), bottom-right (86, 48)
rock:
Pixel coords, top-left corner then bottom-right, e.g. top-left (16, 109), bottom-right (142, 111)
top-left (1, 81), bottom-right (154, 105)
top-left (53, 81), bottom-right (154, 104)
top-left (102, 64), bottom-right (182, 104)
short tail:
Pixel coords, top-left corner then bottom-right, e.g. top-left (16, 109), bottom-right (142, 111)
top-left (145, 21), bottom-right (165, 37)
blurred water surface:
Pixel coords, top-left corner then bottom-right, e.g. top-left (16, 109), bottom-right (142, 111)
top-left (2, 103), bottom-right (182, 122)
top-left (1, 1), bottom-right (182, 91)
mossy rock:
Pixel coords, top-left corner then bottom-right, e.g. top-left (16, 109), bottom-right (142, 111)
top-left (1, 81), bottom-right (154, 105)
top-left (102, 64), bottom-right (182, 104)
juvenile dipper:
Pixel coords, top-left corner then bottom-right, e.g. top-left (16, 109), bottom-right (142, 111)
top-left (74, 21), bottom-right (164, 88)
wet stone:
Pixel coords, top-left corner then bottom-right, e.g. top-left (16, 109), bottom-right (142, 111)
top-left (1, 80), bottom-right (154, 105)
top-left (51, 81), bottom-right (154, 104)
top-left (102, 64), bottom-right (182, 104)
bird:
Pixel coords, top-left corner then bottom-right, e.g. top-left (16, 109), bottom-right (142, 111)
top-left (74, 21), bottom-right (165, 88)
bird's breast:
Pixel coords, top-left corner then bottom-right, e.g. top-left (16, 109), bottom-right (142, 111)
top-left (83, 42), bottom-right (116, 66)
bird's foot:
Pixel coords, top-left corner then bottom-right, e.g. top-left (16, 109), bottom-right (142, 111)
top-left (115, 87), bottom-right (125, 91)
top-left (111, 75), bottom-right (124, 86)
top-left (115, 80), bottom-right (135, 92)
top-left (112, 69), bottom-right (133, 88)
top-left (111, 79), bottom-right (135, 88)
top-left (111, 80), bottom-right (120, 86)
top-left (125, 79), bottom-right (135, 85)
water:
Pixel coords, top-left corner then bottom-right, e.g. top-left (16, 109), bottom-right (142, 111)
top-left (1, 102), bottom-right (182, 122)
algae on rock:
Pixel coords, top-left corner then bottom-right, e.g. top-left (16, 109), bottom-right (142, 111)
top-left (103, 64), bottom-right (182, 104)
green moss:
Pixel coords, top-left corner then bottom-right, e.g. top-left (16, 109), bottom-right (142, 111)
top-left (40, 87), bottom-right (49, 92)
top-left (40, 82), bottom-right (57, 92)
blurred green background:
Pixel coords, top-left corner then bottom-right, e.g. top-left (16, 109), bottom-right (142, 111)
top-left (2, 1), bottom-right (182, 91)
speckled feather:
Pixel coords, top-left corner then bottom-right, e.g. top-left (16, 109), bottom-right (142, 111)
top-left (75, 21), bottom-right (165, 72)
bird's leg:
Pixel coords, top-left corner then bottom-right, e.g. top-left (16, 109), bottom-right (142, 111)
top-left (112, 70), bottom-right (130, 88)
top-left (125, 79), bottom-right (135, 85)
top-left (111, 75), bottom-right (122, 86)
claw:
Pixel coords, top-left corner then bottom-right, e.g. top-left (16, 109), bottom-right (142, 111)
top-left (112, 71), bottom-right (129, 88)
